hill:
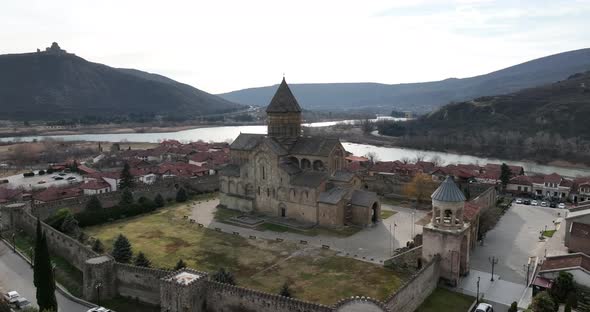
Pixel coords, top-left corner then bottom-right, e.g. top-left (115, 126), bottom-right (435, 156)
top-left (0, 43), bottom-right (243, 121)
top-left (379, 71), bottom-right (590, 164)
top-left (219, 48), bottom-right (590, 113)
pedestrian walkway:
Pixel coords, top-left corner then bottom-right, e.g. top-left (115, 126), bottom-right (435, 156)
top-left (457, 269), bottom-right (526, 307)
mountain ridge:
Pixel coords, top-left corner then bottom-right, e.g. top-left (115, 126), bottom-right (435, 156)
top-left (0, 45), bottom-right (243, 121)
top-left (219, 48), bottom-right (590, 113)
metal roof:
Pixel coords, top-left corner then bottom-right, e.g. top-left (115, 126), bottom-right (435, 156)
top-left (431, 176), bottom-right (466, 202)
top-left (266, 78), bottom-right (302, 113)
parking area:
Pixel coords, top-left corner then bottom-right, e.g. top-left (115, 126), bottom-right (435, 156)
top-left (470, 203), bottom-right (561, 284)
top-left (3, 170), bottom-right (82, 191)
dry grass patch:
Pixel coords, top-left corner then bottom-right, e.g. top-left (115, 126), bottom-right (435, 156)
top-left (85, 201), bottom-right (409, 305)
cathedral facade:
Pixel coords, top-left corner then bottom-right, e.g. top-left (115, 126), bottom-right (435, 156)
top-left (219, 78), bottom-right (380, 227)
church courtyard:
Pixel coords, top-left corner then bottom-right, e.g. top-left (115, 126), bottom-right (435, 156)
top-left (84, 198), bottom-right (412, 304)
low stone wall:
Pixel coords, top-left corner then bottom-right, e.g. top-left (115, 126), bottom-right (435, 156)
top-left (384, 257), bottom-right (440, 312)
top-left (32, 176), bottom-right (219, 220)
top-left (115, 263), bottom-right (171, 305)
top-left (205, 281), bottom-right (334, 312)
top-left (384, 246), bottom-right (422, 269)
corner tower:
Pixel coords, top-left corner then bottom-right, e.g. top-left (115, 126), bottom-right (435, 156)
top-left (266, 78), bottom-right (302, 139)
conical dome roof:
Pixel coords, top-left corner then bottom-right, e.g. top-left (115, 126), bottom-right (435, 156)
top-left (266, 77), bottom-right (302, 113)
top-left (431, 176), bottom-right (466, 202)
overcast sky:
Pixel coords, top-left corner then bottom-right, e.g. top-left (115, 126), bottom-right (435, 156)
top-left (2, 0), bottom-right (590, 94)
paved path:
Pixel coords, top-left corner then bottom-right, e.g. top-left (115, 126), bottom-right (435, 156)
top-left (190, 199), bottom-right (427, 262)
top-left (0, 240), bottom-right (89, 312)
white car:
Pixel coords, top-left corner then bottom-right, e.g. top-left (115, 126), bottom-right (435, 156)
top-left (541, 201), bottom-right (548, 207)
top-left (13, 297), bottom-right (31, 310)
top-left (515, 198), bottom-right (523, 204)
top-left (475, 302), bottom-right (494, 312)
top-left (4, 291), bottom-right (20, 304)
top-left (87, 307), bottom-right (112, 312)
top-left (558, 203), bottom-right (566, 209)
top-left (531, 200), bottom-right (538, 206)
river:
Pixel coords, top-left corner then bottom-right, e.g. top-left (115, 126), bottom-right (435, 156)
top-left (1, 120), bottom-right (588, 178)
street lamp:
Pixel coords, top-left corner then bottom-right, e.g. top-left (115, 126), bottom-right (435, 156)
top-left (489, 256), bottom-right (498, 281)
top-left (11, 232), bottom-right (16, 253)
top-left (95, 282), bottom-right (103, 306)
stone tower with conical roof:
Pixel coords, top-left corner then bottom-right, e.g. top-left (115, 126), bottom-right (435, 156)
top-left (422, 176), bottom-right (471, 286)
top-left (266, 78), bottom-right (302, 141)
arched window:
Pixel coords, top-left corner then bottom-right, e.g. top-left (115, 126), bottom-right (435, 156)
top-left (258, 186), bottom-right (261, 195)
top-left (267, 188), bottom-right (270, 197)
top-left (262, 166), bottom-right (266, 180)
top-left (290, 189), bottom-right (297, 201)
top-left (301, 158), bottom-right (311, 170)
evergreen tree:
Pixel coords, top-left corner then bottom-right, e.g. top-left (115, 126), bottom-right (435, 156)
top-left (34, 218), bottom-right (43, 287)
top-left (35, 233), bottom-right (58, 312)
top-left (508, 302), bottom-right (518, 312)
top-left (119, 188), bottom-right (134, 207)
top-left (154, 194), bottom-right (165, 208)
top-left (119, 162), bottom-right (135, 189)
top-left (174, 259), bottom-right (187, 270)
top-left (92, 239), bottom-right (105, 253)
top-left (0, 299), bottom-right (11, 312)
top-left (176, 187), bottom-right (188, 203)
top-left (85, 196), bottom-right (103, 212)
top-left (550, 271), bottom-right (575, 303)
top-left (134, 252), bottom-right (151, 267)
top-left (60, 213), bottom-right (79, 237)
top-left (532, 291), bottom-right (557, 312)
top-left (279, 282), bottom-right (292, 298)
top-left (500, 163), bottom-right (512, 188)
top-left (211, 268), bottom-right (235, 285)
top-left (111, 234), bottom-right (133, 263)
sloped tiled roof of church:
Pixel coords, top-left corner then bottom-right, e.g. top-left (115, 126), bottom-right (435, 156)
top-left (230, 133), bottom-right (264, 151)
top-left (291, 171), bottom-right (328, 188)
top-left (319, 187), bottom-right (348, 204)
top-left (431, 176), bottom-right (466, 202)
top-left (289, 137), bottom-right (341, 156)
top-left (351, 190), bottom-right (378, 207)
top-left (266, 78), bottom-right (302, 113)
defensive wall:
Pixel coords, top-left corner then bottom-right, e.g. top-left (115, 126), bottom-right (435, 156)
top-left (1, 192), bottom-right (443, 312)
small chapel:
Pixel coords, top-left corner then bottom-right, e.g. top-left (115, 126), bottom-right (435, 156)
top-left (219, 78), bottom-right (380, 227)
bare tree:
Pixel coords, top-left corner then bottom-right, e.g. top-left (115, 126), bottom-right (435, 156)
top-left (359, 119), bottom-right (375, 134)
top-left (429, 155), bottom-right (443, 167)
top-left (364, 152), bottom-right (379, 164)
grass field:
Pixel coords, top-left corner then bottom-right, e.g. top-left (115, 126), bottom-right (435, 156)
top-left (380, 210), bottom-right (397, 220)
top-left (415, 288), bottom-right (474, 312)
top-left (543, 230), bottom-right (557, 237)
top-left (85, 202), bottom-right (408, 304)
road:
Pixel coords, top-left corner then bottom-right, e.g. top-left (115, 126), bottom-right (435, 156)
top-left (0, 240), bottom-right (90, 312)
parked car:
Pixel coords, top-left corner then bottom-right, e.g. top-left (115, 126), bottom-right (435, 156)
top-left (558, 203), bottom-right (566, 209)
top-left (87, 307), bottom-right (112, 312)
top-left (541, 201), bottom-right (548, 207)
top-left (515, 198), bottom-right (523, 204)
top-left (531, 200), bottom-right (538, 206)
top-left (4, 291), bottom-right (20, 304)
top-left (37, 180), bottom-right (46, 184)
top-left (66, 176), bottom-right (76, 180)
top-left (524, 200), bottom-right (531, 205)
top-left (13, 297), bottom-right (31, 310)
top-left (54, 177), bottom-right (64, 180)
top-left (475, 303), bottom-right (494, 312)
top-left (550, 202), bottom-right (557, 208)
top-left (58, 173), bottom-right (67, 176)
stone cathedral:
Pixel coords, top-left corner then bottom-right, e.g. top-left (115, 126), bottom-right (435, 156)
top-left (219, 78), bottom-right (380, 227)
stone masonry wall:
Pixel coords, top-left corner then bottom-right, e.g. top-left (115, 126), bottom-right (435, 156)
top-left (205, 281), bottom-right (334, 312)
top-left (32, 176), bottom-right (219, 220)
top-left (384, 246), bottom-right (423, 270)
top-left (10, 207), bottom-right (98, 271)
top-left (114, 263), bottom-right (170, 305)
top-left (384, 257), bottom-right (440, 312)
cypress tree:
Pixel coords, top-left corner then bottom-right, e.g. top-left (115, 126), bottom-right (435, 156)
top-left (119, 162), bottom-right (135, 189)
top-left (176, 187), bottom-right (188, 203)
top-left (279, 282), bottom-right (292, 298)
top-left (134, 252), bottom-right (151, 267)
top-left (154, 193), bottom-right (165, 208)
top-left (174, 259), bottom-right (187, 270)
top-left (36, 233), bottom-right (58, 312)
top-left (500, 163), bottom-right (512, 187)
top-left (111, 234), bottom-right (133, 263)
top-left (34, 218), bottom-right (43, 287)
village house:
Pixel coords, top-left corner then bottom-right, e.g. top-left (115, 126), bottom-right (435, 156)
top-left (33, 186), bottom-right (81, 204)
top-left (531, 173), bottom-right (573, 201)
top-left (564, 208), bottom-right (590, 255)
top-left (80, 180), bottom-right (111, 195)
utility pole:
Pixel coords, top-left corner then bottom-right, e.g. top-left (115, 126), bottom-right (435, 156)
top-left (476, 276), bottom-right (480, 304)
top-left (96, 282), bottom-right (102, 306)
top-left (526, 257), bottom-right (532, 286)
top-left (489, 256), bottom-right (498, 281)
top-left (11, 232), bottom-right (16, 253)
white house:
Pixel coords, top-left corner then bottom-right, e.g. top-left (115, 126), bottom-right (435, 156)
top-left (80, 180), bottom-right (111, 195)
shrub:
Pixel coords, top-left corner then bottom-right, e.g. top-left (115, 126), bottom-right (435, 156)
top-left (176, 187), bottom-right (188, 202)
top-left (154, 194), bottom-right (165, 208)
top-left (92, 239), bottom-right (105, 253)
top-left (134, 252), bottom-right (151, 267)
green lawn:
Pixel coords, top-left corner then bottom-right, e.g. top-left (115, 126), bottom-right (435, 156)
top-left (543, 230), bottom-right (557, 237)
top-left (99, 296), bottom-right (159, 312)
top-left (416, 288), bottom-right (475, 312)
top-left (85, 202), bottom-right (408, 304)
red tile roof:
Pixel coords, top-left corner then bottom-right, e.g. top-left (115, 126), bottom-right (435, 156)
top-left (33, 186), bottom-right (81, 202)
top-left (346, 156), bottom-right (369, 162)
top-left (510, 175), bottom-right (533, 185)
top-left (544, 173), bottom-right (563, 184)
top-left (80, 180), bottom-right (110, 190)
top-left (77, 165), bottom-right (97, 174)
top-left (0, 187), bottom-right (22, 203)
